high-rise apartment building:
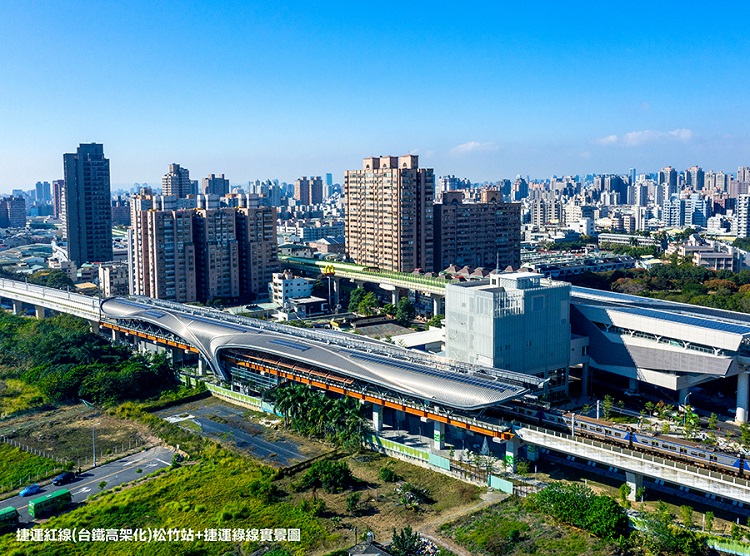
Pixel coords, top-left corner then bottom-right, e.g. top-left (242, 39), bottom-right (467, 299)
top-left (162, 164), bottom-right (192, 198)
top-left (737, 195), bottom-right (750, 238)
top-left (193, 208), bottom-right (240, 302)
top-left (739, 167), bottom-right (750, 184)
top-left (235, 207), bottom-right (280, 300)
top-left (202, 174), bottom-right (230, 197)
top-left (129, 206), bottom-right (196, 302)
top-left (345, 155), bottom-right (434, 272)
top-left (128, 198), bottom-right (278, 303)
top-left (63, 143), bottom-right (113, 266)
top-left (52, 180), bottom-right (64, 219)
top-left (433, 190), bottom-right (520, 270)
top-left (0, 196), bottom-right (26, 228)
top-left (659, 166), bottom-right (679, 206)
top-left (686, 166), bottom-right (705, 190)
top-left (35, 181), bottom-right (51, 203)
top-left (294, 176), bottom-right (323, 205)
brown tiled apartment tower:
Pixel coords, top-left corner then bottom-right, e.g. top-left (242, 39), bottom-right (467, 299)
top-left (344, 155), bottom-right (434, 272)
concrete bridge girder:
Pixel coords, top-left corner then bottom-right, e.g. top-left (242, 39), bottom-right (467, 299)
top-left (517, 426), bottom-right (750, 504)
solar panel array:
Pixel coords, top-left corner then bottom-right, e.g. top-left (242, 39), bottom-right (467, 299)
top-left (269, 338), bottom-right (311, 352)
top-left (346, 351), bottom-right (521, 396)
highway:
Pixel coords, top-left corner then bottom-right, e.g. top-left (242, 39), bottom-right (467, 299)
top-left (0, 446), bottom-right (174, 525)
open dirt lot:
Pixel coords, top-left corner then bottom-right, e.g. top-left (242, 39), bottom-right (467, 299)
top-left (0, 403), bottom-right (156, 465)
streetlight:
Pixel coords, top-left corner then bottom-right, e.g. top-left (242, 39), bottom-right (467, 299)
top-left (92, 422), bottom-right (100, 467)
top-left (683, 391), bottom-right (692, 428)
top-left (322, 265), bottom-right (335, 314)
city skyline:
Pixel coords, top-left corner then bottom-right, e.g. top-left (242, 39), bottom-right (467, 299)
top-left (2, 2), bottom-right (750, 190)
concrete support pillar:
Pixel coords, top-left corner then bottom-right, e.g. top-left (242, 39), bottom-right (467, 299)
top-left (372, 404), bottom-right (383, 432)
top-left (504, 438), bottom-right (523, 473)
top-left (89, 320), bottom-right (100, 334)
top-left (391, 289), bottom-right (401, 306)
top-left (395, 410), bottom-right (406, 431)
top-left (625, 471), bottom-right (643, 501)
top-left (433, 421), bottom-right (445, 450)
top-left (581, 363), bottom-right (591, 397)
top-left (197, 357), bottom-right (207, 376)
top-left (628, 377), bottom-right (638, 392)
top-left (737, 372), bottom-right (750, 424)
top-left (431, 294), bottom-right (443, 317)
top-left (332, 277), bottom-right (341, 309)
top-left (12, 300), bottom-right (22, 315)
top-left (112, 329), bottom-right (122, 342)
top-left (34, 305), bottom-right (45, 319)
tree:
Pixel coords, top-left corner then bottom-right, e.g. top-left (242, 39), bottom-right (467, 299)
top-left (391, 525), bottom-right (421, 556)
top-left (602, 394), bottom-right (614, 420)
top-left (346, 491), bottom-right (360, 514)
top-left (619, 483), bottom-right (632, 506)
top-left (382, 303), bottom-right (396, 317)
top-left (636, 486), bottom-right (647, 508)
top-left (680, 505), bottom-right (694, 529)
top-left (705, 511), bottom-right (714, 533)
top-left (741, 423), bottom-right (750, 447)
top-left (357, 292), bottom-right (379, 316)
top-left (395, 297), bottom-right (416, 326)
top-left (582, 495), bottom-right (629, 540)
top-left (426, 313), bottom-right (444, 328)
top-left (347, 287), bottom-right (367, 313)
top-left (708, 412), bottom-right (719, 430)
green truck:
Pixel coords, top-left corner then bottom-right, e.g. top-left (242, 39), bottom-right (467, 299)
top-left (0, 506), bottom-right (20, 533)
top-left (28, 489), bottom-right (72, 519)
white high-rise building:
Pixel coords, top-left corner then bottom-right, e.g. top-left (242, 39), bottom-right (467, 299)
top-left (162, 163), bottom-right (192, 198)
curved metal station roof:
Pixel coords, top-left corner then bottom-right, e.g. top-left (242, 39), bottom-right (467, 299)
top-left (101, 297), bottom-right (536, 411)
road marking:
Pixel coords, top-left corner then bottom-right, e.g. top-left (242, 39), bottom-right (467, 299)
top-left (73, 487), bottom-right (91, 495)
top-left (156, 459), bottom-right (171, 466)
top-left (7, 449), bottom-right (171, 516)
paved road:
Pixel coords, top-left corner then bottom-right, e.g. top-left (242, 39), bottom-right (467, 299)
top-left (157, 401), bottom-right (307, 466)
top-left (193, 417), bottom-right (304, 465)
top-left (0, 446), bottom-right (174, 524)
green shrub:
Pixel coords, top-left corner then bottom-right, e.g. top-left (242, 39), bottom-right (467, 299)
top-left (299, 460), bottom-right (353, 493)
top-left (378, 466), bottom-right (399, 483)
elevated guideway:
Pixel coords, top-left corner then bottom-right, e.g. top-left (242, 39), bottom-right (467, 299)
top-left (0, 277), bottom-right (100, 321)
top-left (516, 424), bottom-right (750, 504)
top-left (279, 256), bottom-right (452, 296)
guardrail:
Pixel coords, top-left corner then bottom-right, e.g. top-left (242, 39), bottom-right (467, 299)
top-left (519, 423), bottom-right (750, 488)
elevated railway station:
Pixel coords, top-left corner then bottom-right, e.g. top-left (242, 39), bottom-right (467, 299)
top-left (6, 277), bottom-right (750, 506)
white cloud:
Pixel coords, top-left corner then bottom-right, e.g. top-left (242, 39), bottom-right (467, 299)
top-left (450, 141), bottom-right (499, 155)
top-left (594, 135), bottom-right (618, 146)
top-left (594, 128), bottom-right (694, 147)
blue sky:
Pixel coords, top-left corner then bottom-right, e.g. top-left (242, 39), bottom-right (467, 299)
top-left (1, 1), bottom-right (749, 191)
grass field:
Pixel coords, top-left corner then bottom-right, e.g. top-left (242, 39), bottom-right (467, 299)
top-left (0, 446), bottom-right (332, 556)
top-left (0, 404), bottom-right (154, 467)
top-left (0, 379), bottom-right (44, 416)
top-left (0, 444), bottom-right (57, 493)
top-left (441, 497), bottom-right (619, 556)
